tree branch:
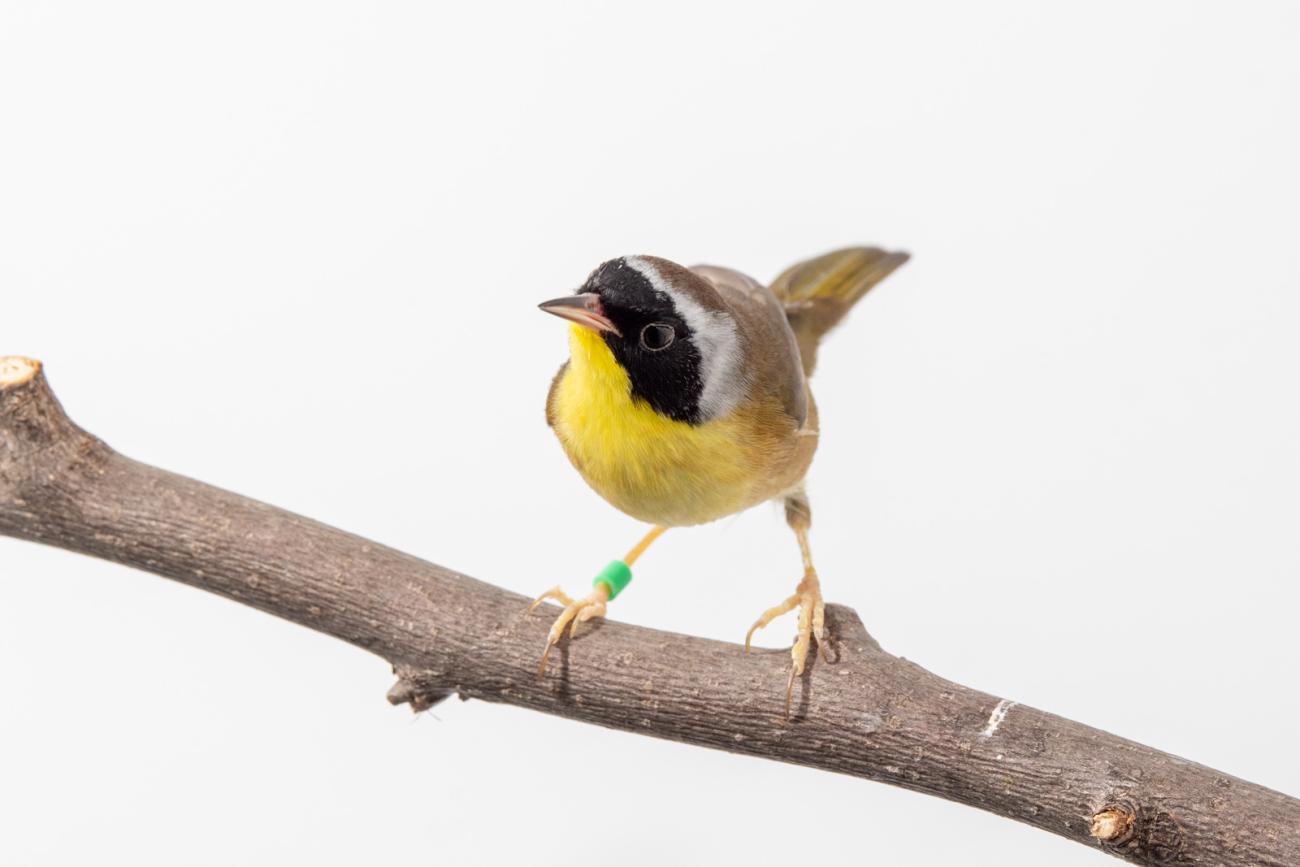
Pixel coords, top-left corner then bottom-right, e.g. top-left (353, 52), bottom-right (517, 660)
top-left (2, 356), bottom-right (1296, 866)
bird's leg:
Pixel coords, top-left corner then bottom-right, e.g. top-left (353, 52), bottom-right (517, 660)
top-left (622, 524), bottom-right (666, 567)
top-left (744, 492), bottom-right (827, 715)
top-left (529, 525), bottom-right (667, 675)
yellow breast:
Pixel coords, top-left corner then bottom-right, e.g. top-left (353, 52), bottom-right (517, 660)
top-left (550, 326), bottom-right (778, 526)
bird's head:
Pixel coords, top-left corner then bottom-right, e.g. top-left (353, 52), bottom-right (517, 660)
top-left (540, 256), bottom-right (745, 425)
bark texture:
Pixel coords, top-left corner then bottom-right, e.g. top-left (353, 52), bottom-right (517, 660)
top-left (1, 356), bottom-right (1297, 865)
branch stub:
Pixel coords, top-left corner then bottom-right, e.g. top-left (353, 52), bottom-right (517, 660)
top-left (0, 356), bottom-right (40, 389)
top-left (1091, 807), bottom-right (1136, 845)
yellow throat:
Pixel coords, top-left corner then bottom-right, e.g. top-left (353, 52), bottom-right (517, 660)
top-left (551, 325), bottom-right (757, 526)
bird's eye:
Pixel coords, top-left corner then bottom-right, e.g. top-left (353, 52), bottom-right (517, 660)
top-left (639, 323), bottom-right (676, 351)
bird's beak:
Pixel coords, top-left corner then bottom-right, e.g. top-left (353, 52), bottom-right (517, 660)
top-left (538, 294), bottom-right (622, 336)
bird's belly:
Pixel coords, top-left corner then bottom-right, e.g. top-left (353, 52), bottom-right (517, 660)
top-left (554, 408), bottom-right (761, 526)
top-left (551, 381), bottom-right (804, 527)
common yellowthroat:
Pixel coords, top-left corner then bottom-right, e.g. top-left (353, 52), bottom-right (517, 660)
top-left (531, 247), bottom-right (908, 708)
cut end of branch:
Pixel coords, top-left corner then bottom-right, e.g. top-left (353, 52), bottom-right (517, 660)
top-left (0, 356), bottom-right (40, 389)
top-left (1090, 807), bottom-right (1135, 844)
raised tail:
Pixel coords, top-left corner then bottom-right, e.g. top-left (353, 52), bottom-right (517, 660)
top-left (770, 246), bottom-right (909, 375)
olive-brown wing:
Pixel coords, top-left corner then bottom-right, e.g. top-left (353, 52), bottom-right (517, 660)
top-left (690, 264), bottom-right (809, 429)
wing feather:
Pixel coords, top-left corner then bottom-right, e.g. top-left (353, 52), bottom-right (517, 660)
top-left (690, 264), bottom-right (809, 427)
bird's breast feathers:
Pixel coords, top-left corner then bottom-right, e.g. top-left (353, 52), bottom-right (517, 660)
top-left (549, 326), bottom-right (812, 527)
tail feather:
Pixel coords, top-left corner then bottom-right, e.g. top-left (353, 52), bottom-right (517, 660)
top-left (770, 247), bottom-right (909, 375)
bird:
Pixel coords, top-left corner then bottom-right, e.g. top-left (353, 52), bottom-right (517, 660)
top-left (530, 247), bottom-right (908, 710)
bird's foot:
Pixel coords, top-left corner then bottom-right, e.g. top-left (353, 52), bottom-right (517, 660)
top-left (528, 583), bottom-right (610, 676)
top-left (744, 569), bottom-right (828, 716)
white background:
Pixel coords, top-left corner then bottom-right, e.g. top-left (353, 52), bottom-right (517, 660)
top-left (2, 2), bottom-right (1298, 865)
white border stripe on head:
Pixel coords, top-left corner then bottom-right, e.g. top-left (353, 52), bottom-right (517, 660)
top-left (625, 256), bottom-right (745, 421)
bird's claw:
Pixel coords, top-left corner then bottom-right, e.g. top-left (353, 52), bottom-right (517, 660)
top-left (528, 585), bottom-right (609, 676)
top-left (744, 570), bottom-right (827, 717)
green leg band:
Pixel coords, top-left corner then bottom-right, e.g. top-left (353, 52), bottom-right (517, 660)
top-left (593, 559), bottom-right (632, 601)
